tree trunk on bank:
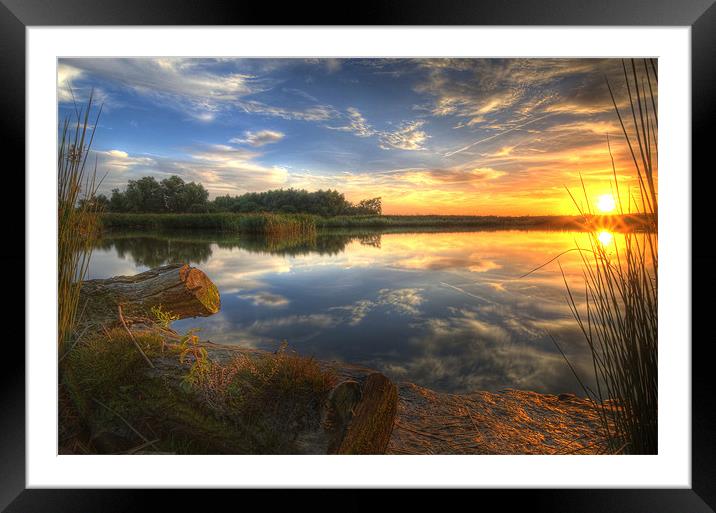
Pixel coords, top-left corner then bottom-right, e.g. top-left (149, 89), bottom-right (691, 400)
top-left (79, 263), bottom-right (221, 325)
top-left (67, 264), bottom-right (396, 455)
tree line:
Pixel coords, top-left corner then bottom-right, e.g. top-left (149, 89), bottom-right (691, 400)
top-left (89, 175), bottom-right (382, 216)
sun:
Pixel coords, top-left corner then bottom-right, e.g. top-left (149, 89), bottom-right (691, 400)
top-left (597, 230), bottom-right (614, 246)
top-left (596, 194), bottom-right (617, 213)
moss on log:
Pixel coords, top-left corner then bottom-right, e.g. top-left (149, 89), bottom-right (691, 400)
top-left (79, 263), bottom-right (220, 323)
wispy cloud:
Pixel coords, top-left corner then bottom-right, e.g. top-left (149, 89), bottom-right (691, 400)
top-left (415, 58), bottom-right (626, 127)
top-left (236, 100), bottom-right (338, 121)
top-left (325, 107), bottom-right (375, 137)
top-left (230, 129), bottom-right (285, 147)
top-left (327, 109), bottom-right (431, 152)
top-left (444, 113), bottom-right (555, 157)
top-left (60, 58), bottom-right (268, 120)
top-left (379, 120), bottom-right (429, 151)
top-left (329, 288), bottom-right (426, 325)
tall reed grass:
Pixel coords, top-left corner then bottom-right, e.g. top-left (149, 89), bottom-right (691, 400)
top-left (101, 212), bottom-right (317, 237)
top-left (102, 212), bottom-right (651, 233)
top-left (560, 59), bottom-right (658, 454)
top-left (58, 92), bottom-right (104, 353)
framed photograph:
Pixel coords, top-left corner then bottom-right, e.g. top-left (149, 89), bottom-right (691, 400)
top-left (5, 0), bottom-right (714, 510)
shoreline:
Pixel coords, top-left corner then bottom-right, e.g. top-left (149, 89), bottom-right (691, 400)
top-left (100, 212), bottom-right (654, 234)
top-left (203, 341), bottom-right (604, 455)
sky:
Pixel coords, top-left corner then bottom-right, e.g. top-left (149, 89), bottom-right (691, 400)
top-left (57, 58), bottom-right (656, 215)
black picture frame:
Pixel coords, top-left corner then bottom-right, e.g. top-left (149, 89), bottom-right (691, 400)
top-left (3, 1), bottom-right (713, 510)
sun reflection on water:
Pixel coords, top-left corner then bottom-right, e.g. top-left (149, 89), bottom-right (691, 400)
top-left (597, 230), bottom-right (614, 246)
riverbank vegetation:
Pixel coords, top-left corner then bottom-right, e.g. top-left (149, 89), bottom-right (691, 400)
top-left (101, 212), bottom-right (318, 237)
top-left (100, 211), bottom-right (653, 234)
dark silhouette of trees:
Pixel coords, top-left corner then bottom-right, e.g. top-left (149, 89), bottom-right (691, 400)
top-left (105, 176), bottom-right (381, 216)
top-left (213, 188), bottom-right (381, 216)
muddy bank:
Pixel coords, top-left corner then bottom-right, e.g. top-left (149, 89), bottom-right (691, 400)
top-left (389, 383), bottom-right (601, 454)
top-left (203, 342), bottom-right (603, 455)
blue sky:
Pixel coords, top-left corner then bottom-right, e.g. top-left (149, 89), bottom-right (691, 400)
top-left (57, 58), bottom-right (650, 214)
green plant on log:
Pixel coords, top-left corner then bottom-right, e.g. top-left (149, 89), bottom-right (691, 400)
top-left (177, 329), bottom-right (210, 387)
top-left (150, 304), bottom-right (180, 328)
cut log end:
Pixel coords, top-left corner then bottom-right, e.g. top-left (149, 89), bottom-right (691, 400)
top-left (80, 263), bottom-right (221, 323)
top-left (178, 264), bottom-right (221, 316)
top-left (333, 373), bottom-right (398, 454)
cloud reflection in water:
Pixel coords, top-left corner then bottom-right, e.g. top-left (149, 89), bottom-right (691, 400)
top-left (90, 229), bottom-right (607, 394)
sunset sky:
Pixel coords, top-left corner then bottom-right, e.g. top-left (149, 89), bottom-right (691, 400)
top-left (57, 58), bottom-right (654, 215)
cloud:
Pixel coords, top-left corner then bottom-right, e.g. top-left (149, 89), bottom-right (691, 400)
top-left (327, 109), bottom-right (434, 153)
top-left (396, 255), bottom-right (501, 273)
top-left (94, 144), bottom-right (289, 196)
top-left (237, 291), bottom-right (289, 307)
top-left (380, 305), bottom-right (594, 393)
top-left (378, 288), bottom-right (424, 316)
top-left (330, 299), bottom-right (376, 326)
top-left (236, 100), bottom-right (338, 121)
top-left (286, 162), bottom-right (511, 215)
top-left (57, 63), bottom-right (84, 102)
top-left (329, 288), bottom-right (426, 326)
top-left (73, 58), bottom-right (261, 99)
top-left (57, 62), bottom-right (111, 107)
top-left (59, 58), bottom-right (268, 120)
top-left (325, 107), bottom-right (375, 137)
top-left (414, 58), bottom-right (630, 127)
top-left (188, 145), bottom-right (289, 192)
top-left (379, 120), bottom-right (429, 151)
top-left (394, 167), bottom-right (505, 186)
top-left (96, 149), bottom-right (155, 174)
top-left (443, 113), bottom-right (555, 157)
top-left (230, 130), bottom-right (285, 147)
top-left (324, 58), bottom-right (342, 73)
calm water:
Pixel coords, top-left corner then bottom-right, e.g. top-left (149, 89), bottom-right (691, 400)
top-left (89, 229), bottom-right (609, 395)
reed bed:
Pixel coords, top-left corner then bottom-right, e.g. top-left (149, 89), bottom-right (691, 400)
top-left (102, 212), bottom-right (653, 233)
top-left (58, 92), bottom-right (104, 353)
top-left (101, 212), bottom-right (317, 237)
top-left (238, 213), bottom-right (317, 238)
top-left (559, 59), bottom-right (658, 454)
top-left (317, 214), bottom-right (653, 230)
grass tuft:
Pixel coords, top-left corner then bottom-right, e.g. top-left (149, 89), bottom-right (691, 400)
top-left (65, 328), bottom-right (337, 454)
top-left (188, 343), bottom-right (337, 452)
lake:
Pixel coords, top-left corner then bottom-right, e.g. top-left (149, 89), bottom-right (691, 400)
top-left (89, 228), bottom-right (610, 395)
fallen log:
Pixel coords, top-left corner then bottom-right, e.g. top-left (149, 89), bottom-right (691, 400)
top-left (79, 263), bottom-right (220, 323)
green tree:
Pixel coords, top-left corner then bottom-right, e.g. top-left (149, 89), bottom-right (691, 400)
top-left (124, 176), bottom-right (164, 212)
